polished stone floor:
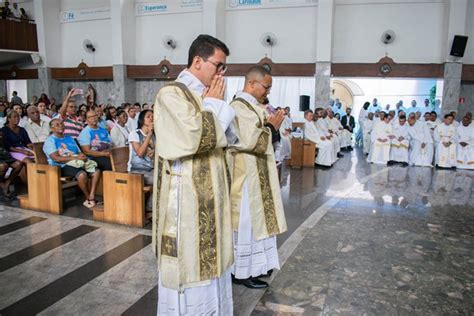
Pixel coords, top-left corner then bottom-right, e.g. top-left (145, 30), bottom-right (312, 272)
top-left (0, 149), bottom-right (473, 315)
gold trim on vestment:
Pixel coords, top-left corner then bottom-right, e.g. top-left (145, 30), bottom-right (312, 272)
top-left (253, 131), bottom-right (269, 154)
top-left (154, 157), bottom-right (164, 254)
top-left (197, 111), bottom-right (217, 153)
top-left (193, 154), bottom-right (218, 280)
top-left (256, 156), bottom-right (279, 235)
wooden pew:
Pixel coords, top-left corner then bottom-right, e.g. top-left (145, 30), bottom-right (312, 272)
top-left (19, 142), bottom-right (78, 214)
top-left (92, 146), bottom-right (152, 228)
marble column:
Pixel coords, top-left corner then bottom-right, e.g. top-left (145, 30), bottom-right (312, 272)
top-left (314, 62), bottom-right (331, 109)
top-left (0, 80), bottom-right (6, 99)
top-left (29, 67), bottom-right (62, 100)
top-left (441, 62), bottom-right (462, 116)
top-left (459, 83), bottom-right (474, 118)
top-left (113, 65), bottom-right (136, 106)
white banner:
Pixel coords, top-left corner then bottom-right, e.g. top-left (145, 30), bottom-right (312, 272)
top-left (226, 0), bottom-right (317, 10)
top-left (60, 6), bottom-right (111, 23)
top-left (136, 0), bottom-right (203, 16)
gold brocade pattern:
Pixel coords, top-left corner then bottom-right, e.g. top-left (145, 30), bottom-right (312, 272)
top-left (253, 131), bottom-right (269, 155)
top-left (155, 157), bottom-right (164, 255)
top-left (256, 156), bottom-right (279, 235)
top-left (161, 235), bottom-right (177, 257)
top-left (196, 112), bottom-right (217, 154)
top-left (193, 154), bottom-right (218, 279)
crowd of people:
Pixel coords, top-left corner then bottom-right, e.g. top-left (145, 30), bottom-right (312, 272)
top-left (0, 90), bottom-right (155, 207)
top-left (0, 1), bottom-right (29, 20)
top-left (301, 97), bottom-right (473, 170)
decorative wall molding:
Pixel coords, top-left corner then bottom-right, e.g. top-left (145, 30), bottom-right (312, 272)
top-left (461, 64), bottom-right (474, 83)
top-left (51, 62), bottom-right (113, 80)
top-left (127, 59), bottom-right (185, 80)
top-left (0, 65), bottom-right (38, 80)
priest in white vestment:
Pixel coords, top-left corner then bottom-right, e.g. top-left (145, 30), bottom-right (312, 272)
top-left (229, 66), bottom-right (287, 289)
top-left (362, 112), bottom-right (374, 155)
top-left (315, 108), bottom-right (341, 158)
top-left (434, 114), bottom-right (457, 168)
top-left (456, 115), bottom-right (474, 169)
top-left (356, 101), bottom-right (370, 147)
top-left (368, 116), bottom-right (394, 165)
top-left (326, 108), bottom-right (345, 152)
top-left (389, 115), bottom-right (410, 165)
top-left (304, 110), bottom-right (335, 166)
top-left (407, 117), bottom-right (434, 167)
top-left (279, 107), bottom-right (293, 160)
top-left (153, 35), bottom-right (235, 315)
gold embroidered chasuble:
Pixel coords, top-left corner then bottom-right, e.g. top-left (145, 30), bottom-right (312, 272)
top-left (152, 82), bottom-right (234, 291)
top-left (229, 97), bottom-right (287, 241)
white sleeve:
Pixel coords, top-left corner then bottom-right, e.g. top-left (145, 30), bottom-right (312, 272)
top-left (202, 97), bottom-right (235, 132)
top-left (128, 130), bottom-right (140, 143)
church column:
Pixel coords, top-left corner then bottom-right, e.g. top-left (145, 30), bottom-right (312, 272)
top-left (314, 0), bottom-right (334, 108)
top-left (33, 0), bottom-right (62, 100)
top-left (111, 0), bottom-right (136, 105)
top-left (441, 0), bottom-right (467, 115)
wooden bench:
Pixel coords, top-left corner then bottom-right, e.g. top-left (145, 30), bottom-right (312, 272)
top-left (288, 138), bottom-right (317, 168)
top-left (19, 142), bottom-right (79, 214)
top-left (92, 146), bottom-right (152, 228)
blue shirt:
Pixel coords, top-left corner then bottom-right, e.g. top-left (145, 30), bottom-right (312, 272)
top-left (78, 125), bottom-right (111, 152)
top-left (43, 134), bottom-right (81, 167)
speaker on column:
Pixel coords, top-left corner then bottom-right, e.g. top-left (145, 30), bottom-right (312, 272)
top-left (299, 95), bottom-right (310, 111)
top-left (450, 35), bottom-right (468, 57)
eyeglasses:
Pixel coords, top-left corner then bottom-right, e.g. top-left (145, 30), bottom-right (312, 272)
top-left (203, 58), bottom-right (227, 74)
top-left (253, 81), bottom-right (272, 91)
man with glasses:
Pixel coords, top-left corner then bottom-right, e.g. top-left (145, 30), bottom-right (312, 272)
top-left (153, 34), bottom-right (235, 315)
top-left (229, 65), bottom-right (287, 289)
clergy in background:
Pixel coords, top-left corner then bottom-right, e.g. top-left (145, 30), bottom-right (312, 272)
top-left (153, 35), bottom-right (235, 315)
top-left (456, 114), bottom-right (474, 169)
top-left (315, 108), bottom-right (341, 158)
top-left (362, 112), bottom-right (375, 155)
top-left (229, 66), bottom-right (287, 289)
top-left (340, 107), bottom-right (355, 150)
top-left (389, 115), bottom-right (410, 166)
top-left (407, 116), bottom-right (434, 167)
top-left (368, 115), bottom-right (394, 165)
top-left (279, 106), bottom-right (293, 161)
top-left (434, 113), bottom-right (457, 168)
top-left (304, 110), bottom-right (335, 166)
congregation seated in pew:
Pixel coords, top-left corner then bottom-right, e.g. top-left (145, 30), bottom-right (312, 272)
top-left (110, 109), bottom-right (129, 147)
top-left (43, 119), bottom-right (101, 209)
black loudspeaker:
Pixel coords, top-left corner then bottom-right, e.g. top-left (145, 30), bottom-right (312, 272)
top-left (450, 35), bottom-right (468, 57)
top-left (299, 95), bottom-right (310, 111)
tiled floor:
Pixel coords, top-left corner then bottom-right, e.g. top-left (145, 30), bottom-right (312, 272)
top-left (0, 149), bottom-right (472, 315)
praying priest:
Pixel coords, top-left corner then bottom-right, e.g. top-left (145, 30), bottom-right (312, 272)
top-left (229, 65), bottom-right (288, 289)
top-left (153, 35), bottom-right (235, 315)
top-left (456, 114), bottom-right (474, 169)
top-left (434, 113), bottom-right (457, 168)
top-left (368, 114), bottom-right (394, 165)
top-left (389, 115), bottom-right (410, 166)
top-left (407, 116), bottom-right (434, 167)
top-left (304, 110), bottom-right (335, 166)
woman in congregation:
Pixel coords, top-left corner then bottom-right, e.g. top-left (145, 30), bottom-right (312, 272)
top-left (0, 136), bottom-right (23, 200)
top-left (37, 100), bottom-right (52, 123)
top-left (77, 110), bottom-right (113, 171)
top-left (105, 106), bottom-right (118, 131)
top-left (110, 109), bottom-right (129, 147)
top-left (43, 119), bottom-right (101, 208)
top-left (128, 109), bottom-right (154, 210)
top-left (13, 104), bottom-right (28, 127)
top-left (1, 111), bottom-right (34, 183)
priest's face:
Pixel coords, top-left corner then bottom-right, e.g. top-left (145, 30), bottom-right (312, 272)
top-left (254, 74), bottom-right (272, 103)
top-left (194, 48), bottom-right (227, 87)
top-left (399, 118), bottom-right (406, 125)
top-left (305, 112), bottom-right (314, 121)
top-left (408, 117), bottom-right (416, 126)
top-left (462, 116), bottom-right (471, 127)
top-left (444, 116), bottom-right (453, 125)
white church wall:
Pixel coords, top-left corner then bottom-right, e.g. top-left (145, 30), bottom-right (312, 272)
top-left (59, 0), bottom-right (112, 67)
top-left (135, 12), bottom-right (203, 65)
top-left (463, 0), bottom-right (474, 64)
top-left (224, 6), bottom-right (318, 63)
top-left (333, 0), bottom-right (446, 63)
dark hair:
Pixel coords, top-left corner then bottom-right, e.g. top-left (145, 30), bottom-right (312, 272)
top-left (137, 109), bottom-right (153, 129)
top-left (304, 110), bottom-right (313, 116)
top-left (187, 34), bottom-right (230, 68)
top-left (431, 111), bottom-right (437, 116)
top-left (444, 114), bottom-right (454, 119)
top-left (116, 109), bottom-right (126, 118)
top-left (245, 65), bottom-right (271, 81)
top-left (133, 102), bottom-right (141, 108)
top-left (399, 115), bottom-right (406, 120)
top-left (105, 107), bottom-right (117, 121)
top-left (363, 102), bottom-right (370, 110)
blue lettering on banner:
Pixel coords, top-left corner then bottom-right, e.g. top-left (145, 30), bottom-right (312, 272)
top-left (138, 4), bottom-right (168, 14)
top-left (229, 0), bottom-right (262, 8)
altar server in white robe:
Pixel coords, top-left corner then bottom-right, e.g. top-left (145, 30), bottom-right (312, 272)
top-left (407, 116), bottom-right (434, 167)
top-left (456, 115), bottom-right (474, 169)
top-left (229, 66), bottom-right (287, 289)
top-left (434, 113), bottom-right (457, 168)
top-left (315, 108), bottom-right (341, 158)
top-left (279, 107), bottom-right (293, 160)
top-left (153, 35), bottom-right (235, 315)
top-left (356, 101), bottom-right (370, 147)
top-left (326, 108), bottom-right (345, 152)
top-left (363, 112), bottom-right (375, 155)
top-left (368, 115), bottom-right (394, 164)
top-left (389, 115), bottom-right (410, 165)
top-left (304, 110), bottom-right (335, 166)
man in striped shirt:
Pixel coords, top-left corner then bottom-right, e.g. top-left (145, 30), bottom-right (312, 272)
top-left (57, 89), bottom-right (83, 138)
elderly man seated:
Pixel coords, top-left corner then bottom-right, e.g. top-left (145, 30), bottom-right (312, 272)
top-left (43, 119), bottom-right (101, 208)
top-left (303, 110), bottom-right (335, 167)
top-left (77, 110), bottom-right (112, 171)
top-left (24, 105), bottom-right (50, 143)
